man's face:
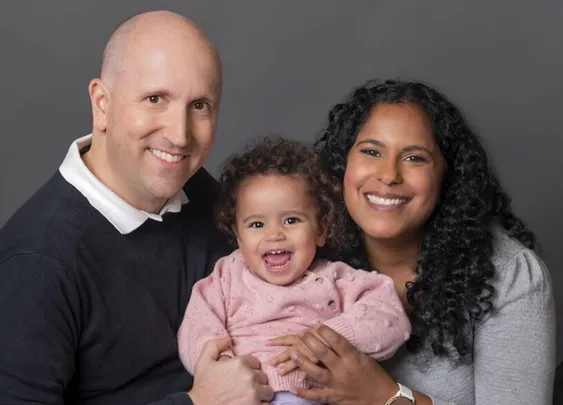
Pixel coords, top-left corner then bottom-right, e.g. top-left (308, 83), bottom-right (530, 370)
top-left (100, 35), bottom-right (221, 212)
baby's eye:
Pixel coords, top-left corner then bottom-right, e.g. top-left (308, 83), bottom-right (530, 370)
top-left (249, 222), bottom-right (264, 228)
top-left (284, 217), bottom-right (301, 225)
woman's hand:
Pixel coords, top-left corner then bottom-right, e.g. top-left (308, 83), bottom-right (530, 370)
top-left (283, 325), bottom-right (400, 405)
top-left (267, 325), bottom-right (325, 376)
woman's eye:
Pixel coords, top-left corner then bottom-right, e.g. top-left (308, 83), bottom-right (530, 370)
top-left (360, 149), bottom-right (380, 157)
top-left (405, 155), bottom-right (427, 162)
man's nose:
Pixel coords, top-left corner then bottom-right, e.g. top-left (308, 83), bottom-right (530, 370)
top-left (167, 108), bottom-right (191, 148)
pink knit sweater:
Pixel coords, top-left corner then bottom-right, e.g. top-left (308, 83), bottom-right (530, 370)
top-left (178, 249), bottom-right (411, 392)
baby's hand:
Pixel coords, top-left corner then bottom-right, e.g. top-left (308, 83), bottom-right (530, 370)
top-left (218, 355), bottom-right (232, 362)
top-left (267, 326), bottom-right (324, 376)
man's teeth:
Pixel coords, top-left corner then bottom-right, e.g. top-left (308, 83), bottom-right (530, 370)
top-left (150, 149), bottom-right (184, 163)
top-left (366, 195), bottom-right (408, 206)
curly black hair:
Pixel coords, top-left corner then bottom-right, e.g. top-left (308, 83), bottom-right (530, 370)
top-left (215, 136), bottom-right (352, 261)
top-left (315, 79), bottom-right (536, 362)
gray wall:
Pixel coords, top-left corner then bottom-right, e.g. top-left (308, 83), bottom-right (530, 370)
top-left (1, 1), bottom-right (561, 361)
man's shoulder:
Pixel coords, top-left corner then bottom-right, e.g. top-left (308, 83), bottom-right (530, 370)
top-left (0, 172), bottom-right (96, 260)
top-left (182, 167), bottom-right (220, 210)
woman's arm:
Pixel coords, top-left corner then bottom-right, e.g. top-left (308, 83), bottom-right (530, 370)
top-left (472, 248), bottom-right (556, 403)
top-left (288, 325), bottom-right (433, 405)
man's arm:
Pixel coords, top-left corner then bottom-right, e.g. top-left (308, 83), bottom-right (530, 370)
top-left (148, 393), bottom-right (193, 405)
top-left (0, 254), bottom-right (80, 403)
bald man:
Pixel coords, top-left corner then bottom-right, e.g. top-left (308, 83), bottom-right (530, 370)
top-left (0, 11), bottom-right (274, 405)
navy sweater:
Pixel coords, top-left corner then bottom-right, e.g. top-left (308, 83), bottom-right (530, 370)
top-left (0, 168), bottom-right (231, 404)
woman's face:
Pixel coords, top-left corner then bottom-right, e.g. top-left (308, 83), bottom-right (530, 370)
top-left (343, 102), bottom-right (444, 243)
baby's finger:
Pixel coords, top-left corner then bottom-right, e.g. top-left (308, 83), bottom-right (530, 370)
top-left (277, 359), bottom-right (298, 376)
top-left (270, 350), bottom-right (291, 366)
top-left (267, 335), bottom-right (299, 346)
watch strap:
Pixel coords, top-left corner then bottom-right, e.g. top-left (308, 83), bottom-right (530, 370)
top-left (384, 383), bottom-right (415, 405)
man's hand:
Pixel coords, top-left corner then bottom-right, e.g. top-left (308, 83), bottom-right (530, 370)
top-left (188, 336), bottom-right (274, 405)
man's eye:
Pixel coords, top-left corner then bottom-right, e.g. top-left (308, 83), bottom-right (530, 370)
top-left (192, 101), bottom-right (209, 111)
top-left (148, 95), bottom-right (162, 104)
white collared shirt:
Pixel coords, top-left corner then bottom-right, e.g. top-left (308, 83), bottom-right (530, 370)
top-left (59, 134), bottom-right (189, 234)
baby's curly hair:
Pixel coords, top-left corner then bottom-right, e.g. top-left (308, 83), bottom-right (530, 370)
top-left (215, 136), bottom-right (351, 260)
top-left (316, 79), bottom-right (536, 363)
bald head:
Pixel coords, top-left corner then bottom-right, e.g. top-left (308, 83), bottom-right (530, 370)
top-left (100, 10), bottom-right (221, 89)
top-left (87, 10), bottom-right (223, 213)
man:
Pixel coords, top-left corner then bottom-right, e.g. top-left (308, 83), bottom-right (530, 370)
top-left (0, 10), bottom-right (273, 405)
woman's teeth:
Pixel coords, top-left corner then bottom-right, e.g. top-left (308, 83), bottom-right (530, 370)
top-left (366, 194), bottom-right (408, 206)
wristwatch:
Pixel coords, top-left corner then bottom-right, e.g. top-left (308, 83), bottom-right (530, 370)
top-left (384, 383), bottom-right (415, 405)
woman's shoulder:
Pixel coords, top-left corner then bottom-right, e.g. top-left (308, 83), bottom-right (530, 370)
top-left (489, 227), bottom-right (552, 302)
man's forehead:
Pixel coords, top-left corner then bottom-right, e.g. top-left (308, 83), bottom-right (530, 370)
top-left (112, 39), bottom-right (220, 97)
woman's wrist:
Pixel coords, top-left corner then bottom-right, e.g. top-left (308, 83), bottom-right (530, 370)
top-left (381, 383), bottom-right (433, 405)
top-left (412, 389), bottom-right (432, 405)
top-left (374, 375), bottom-right (405, 405)
top-left (383, 383), bottom-right (414, 405)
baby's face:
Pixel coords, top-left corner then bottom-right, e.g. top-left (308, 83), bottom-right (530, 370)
top-left (234, 174), bottom-right (326, 286)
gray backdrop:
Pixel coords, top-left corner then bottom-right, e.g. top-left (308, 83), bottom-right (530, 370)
top-left (1, 1), bottom-right (562, 362)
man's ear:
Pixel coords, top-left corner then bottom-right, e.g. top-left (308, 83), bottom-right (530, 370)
top-left (89, 78), bottom-right (110, 133)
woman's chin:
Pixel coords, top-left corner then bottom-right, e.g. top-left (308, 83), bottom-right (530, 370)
top-left (363, 225), bottom-right (411, 242)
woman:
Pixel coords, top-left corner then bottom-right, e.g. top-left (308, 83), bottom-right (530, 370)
top-left (271, 79), bottom-right (556, 404)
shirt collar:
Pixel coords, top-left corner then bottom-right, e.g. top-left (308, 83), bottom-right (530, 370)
top-left (59, 134), bottom-right (189, 234)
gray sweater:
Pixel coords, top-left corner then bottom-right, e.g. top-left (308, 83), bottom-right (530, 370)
top-left (381, 229), bottom-right (556, 405)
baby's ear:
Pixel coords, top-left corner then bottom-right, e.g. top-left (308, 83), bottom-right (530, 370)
top-left (316, 218), bottom-right (328, 248)
top-left (233, 227), bottom-right (241, 247)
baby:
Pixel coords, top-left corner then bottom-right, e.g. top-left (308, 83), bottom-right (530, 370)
top-left (178, 137), bottom-right (410, 405)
